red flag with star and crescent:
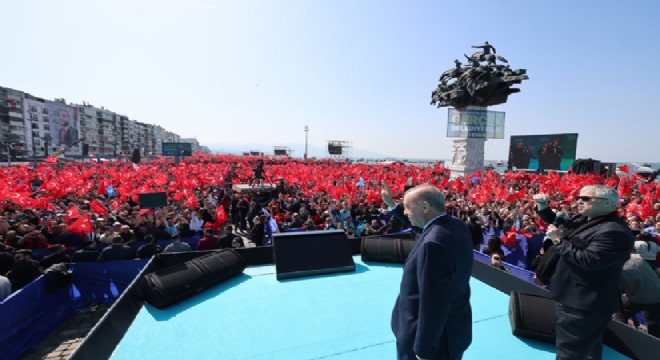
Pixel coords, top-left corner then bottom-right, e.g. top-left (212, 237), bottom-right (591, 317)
top-left (69, 215), bottom-right (93, 237)
top-left (89, 199), bottom-right (109, 215)
top-left (66, 205), bottom-right (81, 222)
top-left (215, 206), bottom-right (228, 225)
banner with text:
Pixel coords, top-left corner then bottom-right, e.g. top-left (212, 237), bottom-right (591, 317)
top-left (447, 108), bottom-right (505, 139)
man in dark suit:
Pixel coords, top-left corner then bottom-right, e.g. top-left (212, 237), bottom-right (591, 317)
top-left (57, 109), bottom-right (78, 146)
top-left (384, 184), bottom-right (473, 360)
top-left (534, 185), bottom-right (633, 359)
top-left (548, 140), bottom-right (564, 170)
top-left (97, 236), bottom-right (136, 262)
top-left (218, 225), bottom-right (238, 249)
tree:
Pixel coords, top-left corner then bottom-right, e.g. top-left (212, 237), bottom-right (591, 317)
top-left (131, 148), bottom-right (141, 164)
top-left (43, 134), bottom-right (52, 157)
top-left (3, 134), bottom-right (21, 164)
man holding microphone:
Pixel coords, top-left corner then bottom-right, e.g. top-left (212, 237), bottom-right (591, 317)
top-left (534, 185), bottom-right (633, 359)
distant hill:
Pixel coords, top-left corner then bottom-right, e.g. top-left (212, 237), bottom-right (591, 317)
top-left (206, 142), bottom-right (391, 159)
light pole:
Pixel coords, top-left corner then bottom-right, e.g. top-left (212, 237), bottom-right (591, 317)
top-left (304, 125), bottom-right (309, 160)
top-left (6, 143), bottom-right (12, 165)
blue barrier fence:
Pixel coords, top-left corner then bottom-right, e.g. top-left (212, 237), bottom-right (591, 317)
top-left (0, 259), bottom-right (149, 360)
top-left (479, 231), bottom-right (546, 271)
top-left (0, 277), bottom-right (76, 360)
top-left (473, 250), bottom-right (537, 284)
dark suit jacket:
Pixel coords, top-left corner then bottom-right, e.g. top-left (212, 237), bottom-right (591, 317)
top-left (97, 244), bottom-right (135, 262)
top-left (538, 208), bottom-right (634, 313)
top-left (391, 214), bottom-right (473, 360)
top-left (59, 126), bottom-right (78, 146)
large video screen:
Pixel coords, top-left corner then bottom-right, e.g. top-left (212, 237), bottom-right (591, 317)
top-left (162, 142), bottom-right (192, 156)
top-left (328, 144), bottom-right (342, 155)
top-left (508, 133), bottom-right (578, 171)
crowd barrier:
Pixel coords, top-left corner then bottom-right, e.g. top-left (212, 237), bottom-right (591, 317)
top-left (479, 231), bottom-right (546, 271)
top-left (30, 235), bottom-right (202, 260)
top-left (473, 251), bottom-right (537, 284)
top-left (0, 259), bottom-right (149, 360)
top-left (0, 277), bottom-right (76, 360)
top-left (70, 259), bottom-right (150, 304)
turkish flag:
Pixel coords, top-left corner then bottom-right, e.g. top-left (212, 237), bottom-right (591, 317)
top-left (110, 198), bottom-right (121, 210)
top-left (185, 196), bottom-right (198, 209)
top-left (69, 215), bottom-right (93, 236)
top-left (215, 206), bottom-right (228, 225)
top-left (506, 188), bottom-right (526, 202)
top-left (89, 199), bottom-right (108, 215)
top-left (43, 179), bottom-right (62, 196)
top-left (450, 178), bottom-right (464, 194)
top-left (501, 232), bottom-right (518, 248)
top-left (66, 205), bottom-right (81, 221)
top-left (624, 199), bottom-right (638, 215)
top-left (16, 196), bottom-right (36, 209)
top-left (44, 156), bottom-right (59, 164)
top-left (467, 189), bottom-right (489, 204)
top-left (468, 170), bottom-right (482, 180)
top-left (639, 193), bottom-right (656, 220)
top-left (619, 165), bottom-right (629, 174)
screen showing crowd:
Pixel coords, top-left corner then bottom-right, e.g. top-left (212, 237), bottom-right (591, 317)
top-left (162, 143), bottom-right (192, 156)
top-left (508, 133), bottom-right (578, 171)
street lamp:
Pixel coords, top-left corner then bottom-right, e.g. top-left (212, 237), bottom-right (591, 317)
top-left (6, 143), bottom-right (13, 165)
top-left (304, 125), bottom-right (309, 160)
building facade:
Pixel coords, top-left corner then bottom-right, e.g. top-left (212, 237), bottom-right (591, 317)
top-left (0, 85), bottom-right (198, 160)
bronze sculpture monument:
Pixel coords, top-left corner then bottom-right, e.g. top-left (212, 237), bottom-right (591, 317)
top-left (431, 42), bottom-right (528, 109)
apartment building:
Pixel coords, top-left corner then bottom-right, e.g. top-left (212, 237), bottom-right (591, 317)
top-left (1, 85), bottom-right (199, 160)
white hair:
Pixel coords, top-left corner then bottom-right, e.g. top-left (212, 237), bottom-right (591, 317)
top-left (581, 185), bottom-right (618, 211)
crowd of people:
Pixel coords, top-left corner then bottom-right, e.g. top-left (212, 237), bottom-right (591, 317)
top-left (1, 155), bottom-right (659, 343)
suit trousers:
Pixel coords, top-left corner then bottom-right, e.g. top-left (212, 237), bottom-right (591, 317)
top-left (555, 303), bottom-right (612, 360)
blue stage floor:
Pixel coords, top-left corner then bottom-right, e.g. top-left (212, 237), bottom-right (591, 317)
top-left (111, 256), bottom-right (629, 359)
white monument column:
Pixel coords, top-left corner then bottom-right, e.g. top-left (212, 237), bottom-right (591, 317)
top-left (448, 105), bottom-right (486, 179)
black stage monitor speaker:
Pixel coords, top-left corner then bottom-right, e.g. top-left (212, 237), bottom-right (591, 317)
top-left (141, 249), bottom-right (246, 309)
top-left (361, 236), bottom-right (416, 264)
top-left (273, 229), bottom-right (355, 280)
top-left (508, 291), bottom-right (557, 344)
top-left (138, 192), bottom-right (167, 209)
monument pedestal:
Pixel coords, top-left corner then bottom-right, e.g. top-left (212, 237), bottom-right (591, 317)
top-left (448, 137), bottom-right (486, 180)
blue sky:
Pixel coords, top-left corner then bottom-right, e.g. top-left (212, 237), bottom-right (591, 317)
top-left (1, 0), bottom-right (658, 162)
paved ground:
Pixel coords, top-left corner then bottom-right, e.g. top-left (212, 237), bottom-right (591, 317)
top-left (18, 303), bottom-right (111, 360)
top-left (17, 232), bottom-right (255, 360)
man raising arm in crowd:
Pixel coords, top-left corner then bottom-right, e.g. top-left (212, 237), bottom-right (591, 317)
top-left (534, 185), bottom-right (633, 359)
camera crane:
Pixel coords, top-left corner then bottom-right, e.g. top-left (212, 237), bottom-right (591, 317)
top-left (52, 137), bottom-right (86, 157)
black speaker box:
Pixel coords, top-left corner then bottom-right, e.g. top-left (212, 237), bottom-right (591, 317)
top-left (138, 192), bottom-right (167, 209)
top-left (361, 236), bottom-right (416, 264)
top-left (141, 249), bottom-right (246, 309)
top-left (508, 290), bottom-right (557, 343)
top-left (273, 229), bottom-right (355, 280)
